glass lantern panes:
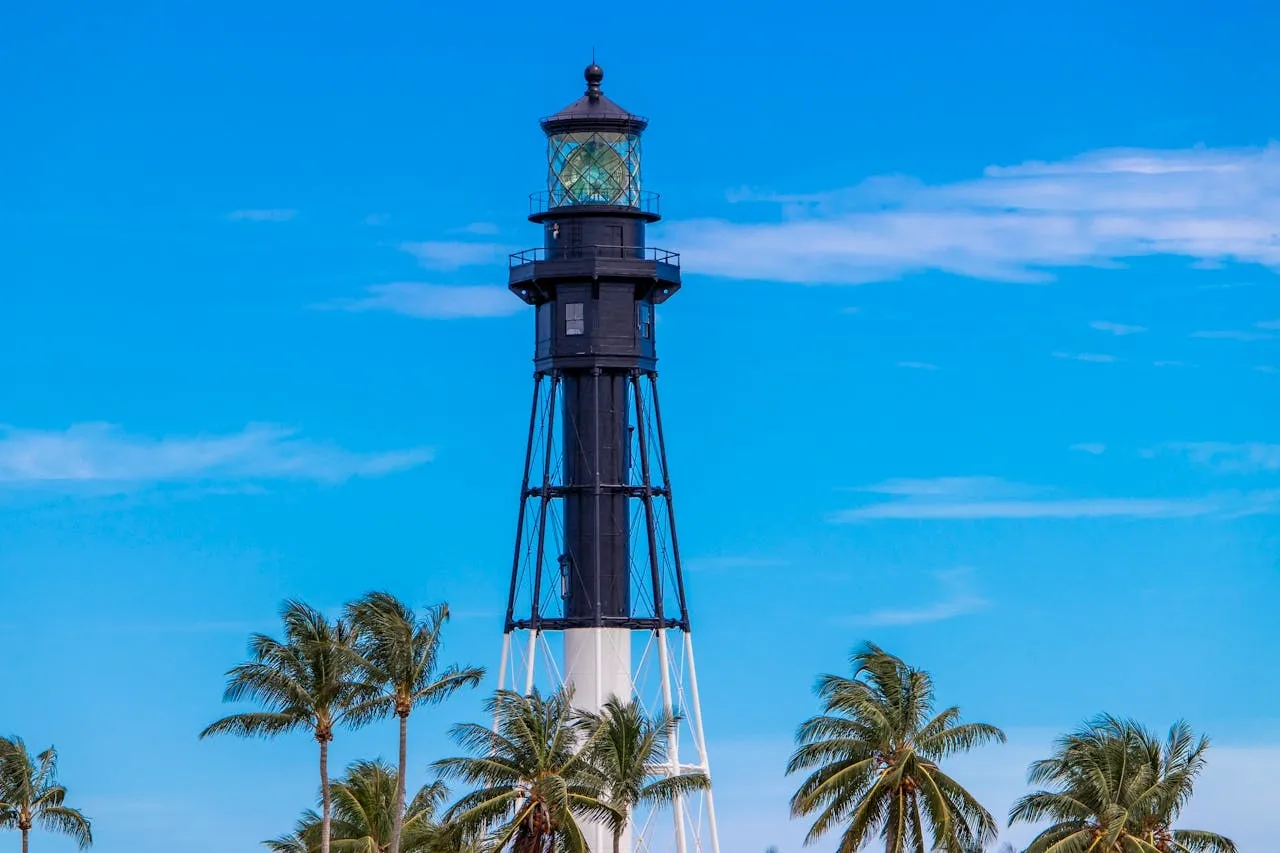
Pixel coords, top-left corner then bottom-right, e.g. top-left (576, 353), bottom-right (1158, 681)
top-left (547, 132), bottom-right (641, 207)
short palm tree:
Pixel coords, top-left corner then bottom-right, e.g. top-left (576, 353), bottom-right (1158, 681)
top-left (787, 642), bottom-right (1005, 853)
top-left (0, 737), bottom-right (93, 853)
top-left (345, 593), bottom-right (485, 853)
top-left (1011, 715), bottom-right (1236, 853)
top-left (201, 599), bottom-right (368, 853)
top-left (576, 696), bottom-right (711, 853)
top-left (433, 688), bottom-right (619, 853)
top-left (265, 759), bottom-right (450, 853)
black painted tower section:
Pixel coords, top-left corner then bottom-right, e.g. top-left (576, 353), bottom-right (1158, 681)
top-left (506, 64), bottom-right (682, 630)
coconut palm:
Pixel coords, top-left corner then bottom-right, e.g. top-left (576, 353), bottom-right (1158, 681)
top-left (433, 688), bottom-right (619, 853)
top-left (575, 697), bottom-right (711, 853)
top-left (265, 759), bottom-right (451, 853)
top-left (345, 593), bottom-right (485, 853)
top-left (0, 737), bottom-right (93, 853)
top-left (1011, 715), bottom-right (1236, 853)
top-left (787, 642), bottom-right (1005, 853)
top-left (201, 599), bottom-right (368, 853)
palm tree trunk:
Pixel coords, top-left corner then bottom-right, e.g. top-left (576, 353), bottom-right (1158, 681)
top-left (21, 828), bottom-right (28, 853)
top-left (320, 737), bottom-right (332, 853)
top-left (390, 711), bottom-right (408, 853)
top-left (614, 828), bottom-right (622, 853)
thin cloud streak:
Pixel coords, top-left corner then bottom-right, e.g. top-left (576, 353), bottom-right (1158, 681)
top-left (1191, 329), bottom-right (1274, 341)
top-left (833, 476), bottom-right (1279, 520)
top-left (1090, 320), bottom-right (1147, 335)
top-left (897, 361), bottom-right (940, 370)
top-left (399, 240), bottom-right (510, 270)
top-left (1070, 443), bottom-right (1107, 455)
top-left (1161, 441), bottom-right (1280, 473)
top-left (228, 209), bottom-right (297, 222)
top-left (319, 283), bottom-right (522, 319)
top-left (668, 145), bottom-right (1280, 284)
top-left (0, 423), bottom-right (432, 490)
top-left (845, 568), bottom-right (990, 626)
top-left (1054, 351), bottom-right (1120, 363)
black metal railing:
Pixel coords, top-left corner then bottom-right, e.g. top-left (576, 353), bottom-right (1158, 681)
top-left (528, 190), bottom-right (661, 218)
top-left (509, 245), bottom-right (680, 268)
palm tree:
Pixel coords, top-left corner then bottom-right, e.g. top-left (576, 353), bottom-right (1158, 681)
top-left (575, 696), bottom-right (711, 853)
top-left (787, 642), bottom-right (1005, 853)
top-left (1011, 715), bottom-right (1236, 853)
top-left (0, 737), bottom-right (92, 853)
top-left (201, 599), bottom-right (368, 853)
top-left (266, 759), bottom-right (451, 853)
top-left (433, 688), bottom-right (619, 853)
top-left (345, 593), bottom-right (485, 853)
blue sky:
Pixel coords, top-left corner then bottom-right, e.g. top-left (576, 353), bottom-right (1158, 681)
top-left (3, 0), bottom-right (1279, 850)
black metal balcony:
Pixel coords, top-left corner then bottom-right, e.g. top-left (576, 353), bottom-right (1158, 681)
top-left (508, 245), bottom-right (682, 305)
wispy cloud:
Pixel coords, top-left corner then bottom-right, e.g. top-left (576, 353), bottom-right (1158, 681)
top-left (1053, 351), bottom-right (1119, 363)
top-left (450, 222), bottom-right (501, 236)
top-left (1159, 441), bottom-right (1280, 474)
top-left (1070, 443), bottom-right (1107, 455)
top-left (364, 213), bottom-right (390, 226)
top-left (1154, 360), bottom-right (1187, 367)
top-left (897, 361), bottom-right (940, 370)
top-left (0, 423), bottom-right (432, 490)
top-left (318, 283), bottom-right (522, 320)
top-left (832, 476), bottom-right (1277, 520)
top-left (1256, 365), bottom-right (1279, 375)
top-left (1256, 319), bottom-right (1280, 330)
top-left (228, 209), bottom-right (297, 222)
top-left (1090, 320), bottom-right (1147, 336)
top-left (845, 567), bottom-right (990, 626)
top-left (668, 145), bottom-right (1280, 284)
top-left (399, 240), bottom-right (509, 270)
top-left (1191, 329), bottom-right (1274, 341)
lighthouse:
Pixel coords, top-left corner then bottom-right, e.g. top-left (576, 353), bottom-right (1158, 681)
top-left (498, 64), bottom-right (720, 853)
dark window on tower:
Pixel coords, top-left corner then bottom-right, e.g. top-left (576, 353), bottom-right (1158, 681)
top-left (638, 303), bottom-right (652, 339)
top-left (565, 302), bottom-right (585, 335)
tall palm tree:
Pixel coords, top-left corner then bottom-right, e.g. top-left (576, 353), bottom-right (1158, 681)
top-left (265, 759), bottom-right (451, 853)
top-left (201, 599), bottom-right (368, 853)
top-left (0, 737), bottom-right (92, 853)
top-left (1011, 715), bottom-right (1236, 853)
top-left (345, 593), bottom-right (485, 853)
top-left (575, 696), bottom-right (711, 853)
top-left (433, 688), bottom-right (619, 853)
top-left (787, 642), bottom-right (1005, 853)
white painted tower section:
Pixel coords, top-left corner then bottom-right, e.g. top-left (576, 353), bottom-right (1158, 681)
top-left (565, 627), bottom-right (634, 852)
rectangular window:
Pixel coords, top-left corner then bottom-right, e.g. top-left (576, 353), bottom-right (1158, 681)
top-left (565, 302), bottom-right (585, 336)
top-left (638, 303), bottom-right (652, 339)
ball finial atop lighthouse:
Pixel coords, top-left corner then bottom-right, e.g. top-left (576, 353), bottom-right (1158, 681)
top-left (585, 62), bottom-right (604, 97)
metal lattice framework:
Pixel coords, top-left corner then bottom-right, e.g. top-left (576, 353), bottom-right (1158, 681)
top-left (498, 368), bottom-right (721, 853)
top-left (547, 131), bottom-right (643, 207)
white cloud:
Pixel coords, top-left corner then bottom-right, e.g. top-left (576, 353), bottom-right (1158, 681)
top-left (1191, 329), bottom-right (1274, 341)
top-left (450, 221), bottom-right (501, 235)
top-left (0, 423), bottom-right (432, 489)
top-left (399, 240), bottom-right (509, 270)
top-left (897, 361), bottom-right (940, 370)
top-left (1090, 320), bottom-right (1148, 335)
top-left (832, 476), bottom-right (1278, 521)
top-left (1070, 443), bottom-right (1107, 455)
top-left (1256, 319), bottom-right (1280, 330)
top-left (666, 145), bottom-right (1280, 284)
top-left (227, 209), bottom-right (297, 222)
top-left (1053, 351), bottom-right (1120, 363)
top-left (319, 283), bottom-right (522, 320)
top-left (1161, 441), bottom-right (1280, 474)
top-left (845, 567), bottom-right (990, 626)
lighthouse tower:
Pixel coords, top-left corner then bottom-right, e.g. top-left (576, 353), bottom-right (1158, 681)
top-left (499, 64), bottom-right (720, 853)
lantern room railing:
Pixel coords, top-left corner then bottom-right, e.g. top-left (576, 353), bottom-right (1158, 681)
top-left (509, 245), bottom-right (681, 267)
top-left (528, 190), bottom-right (662, 218)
